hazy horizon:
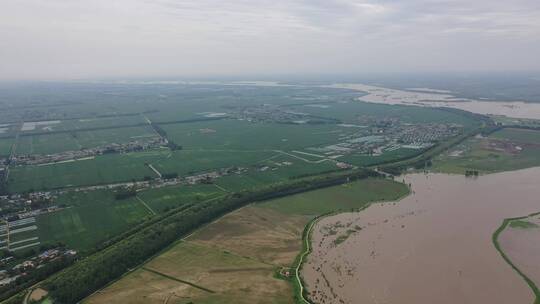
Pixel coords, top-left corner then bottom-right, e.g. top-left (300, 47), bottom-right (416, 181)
top-left (1, 0), bottom-right (540, 81)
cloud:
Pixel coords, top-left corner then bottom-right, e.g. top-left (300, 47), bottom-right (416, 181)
top-left (0, 0), bottom-right (539, 80)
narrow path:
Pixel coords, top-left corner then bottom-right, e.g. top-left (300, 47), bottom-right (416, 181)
top-left (213, 183), bottom-right (229, 193)
top-left (142, 267), bottom-right (215, 293)
top-left (295, 217), bottom-right (320, 304)
top-left (147, 164), bottom-right (162, 178)
top-left (136, 196), bottom-right (156, 215)
top-left (274, 150), bottom-right (333, 164)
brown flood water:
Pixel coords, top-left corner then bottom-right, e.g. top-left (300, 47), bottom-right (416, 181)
top-left (302, 167), bottom-right (540, 304)
top-left (499, 215), bottom-right (540, 290)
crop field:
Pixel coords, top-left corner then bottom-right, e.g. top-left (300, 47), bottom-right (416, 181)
top-left (341, 147), bottom-right (423, 167)
top-left (52, 115), bottom-right (147, 131)
top-left (214, 155), bottom-right (340, 192)
top-left (161, 119), bottom-right (356, 151)
top-left (7, 153), bottom-right (158, 192)
top-left (261, 177), bottom-right (409, 215)
top-left (7, 149), bottom-right (281, 192)
top-left (138, 184), bottom-right (225, 213)
top-left (16, 125), bottom-right (158, 155)
top-left (144, 85), bottom-right (359, 122)
top-left (151, 149), bottom-right (276, 176)
top-left (0, 137), bottom-right (14, 156)
top-left (16, 133), bottom-right (81, 155)
top-left (86, 177), bottom-right (409, 304)
top-left (38, 190), bottom-right (150, 250)
top-left (432, 128), bottom-right (540, 174)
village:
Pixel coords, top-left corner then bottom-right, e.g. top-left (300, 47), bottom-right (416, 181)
top-left (11, 136), bottom-right (167, 166)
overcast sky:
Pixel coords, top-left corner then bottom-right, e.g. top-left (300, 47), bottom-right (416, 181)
top-left (1, 0), bottom-right (540, 80)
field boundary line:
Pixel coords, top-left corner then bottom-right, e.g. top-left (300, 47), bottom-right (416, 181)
top-left (136, 196), bottom-right (156, 215)
top-left (147, 164), bottom-right (162, 178)
top-left (213, 183), bottom-right (229, 193)
top-left (142, 267), bottom-right (215, 293)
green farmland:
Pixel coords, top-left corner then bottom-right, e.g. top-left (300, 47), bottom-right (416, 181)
top-left (7, 149), bottom-right (281, 192)
top-left (261, 177), bottom-right (409, 215)
top-left (0, 137), bottom-right (14, 157)
top-left (138, 184), bottom-right (225, 213)
top-left (16, 125), bottom-right (158, 155)
top-left (38, 190), bottom-right (150, 250)
top-left (432, 128), bottom-right (540, 174)
top-left (161, 119), bottom-right (356, 151)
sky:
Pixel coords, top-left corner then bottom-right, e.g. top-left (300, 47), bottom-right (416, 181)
top-left (1, 0), bottom-right (540, 80)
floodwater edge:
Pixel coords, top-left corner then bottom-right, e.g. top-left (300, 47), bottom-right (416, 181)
top-left (493, 211), bottom-right (540, 304)
top-left (293, 186), bottom-right (412, 304)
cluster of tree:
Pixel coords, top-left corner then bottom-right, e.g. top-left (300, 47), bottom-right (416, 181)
top-left (113, 188), bottom-right (137, 200)
top-left (0, 253), bottom-right (75, 302)
top-left (465, 170), bottom-right (479, 177)
top-left (0, 167), bottom-right (7, 195)
top-left (36, 169), bottom-right (378, 304)
top-left (150, 123), bottom-right (168, 138)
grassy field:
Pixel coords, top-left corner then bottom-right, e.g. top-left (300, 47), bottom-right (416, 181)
top-left (151, 150), bottom-right (276, 176)
top-left (85, 177), bottom-right (409, 304)
top-left (55, 115), bottom-right (147, 131)
top-left (138, 184), bottom-right (225, 213)
top-left (7, 152), bottom-right (158, 192)
top-left (161, 119), bottom-right (356, 151)
top-left (38, 190), bottom-right (150, 250)
top-left (432, 128), bottom-right (540, 174)
top-left (261, 177), bottom-right (409, 215)
top-left (16, 133), bottom-right (81, 155)
top-left (341, 147), bottom-right (423, 167)
top-left (0, 137), bottom-right (14, 157)
top-left (8, 149), bottom-right (279, 192)
top-left (16, 125), bottom-right (158, 155)
top-left (214, 154), bottom-right (340, 192)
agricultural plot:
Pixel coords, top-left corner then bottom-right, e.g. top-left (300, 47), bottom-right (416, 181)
top-left (0, 217), bottom-right (40, 252)
top-left (261, 177), bottom-right (409, 215)
top-left (341, 147), bottom-right (423, 167)
top-left (214, 154), bottom-right (340, 192)
top-left (161, 119), bottom-right (356, 151)
top-left (7, 152), bottom-right (158, 192)
top-left (16, 125), bottom-right (158, 155)
top-left (0, 137), bottom-right (14, 157)
top-left (138, 184), bottom-right (225, 213)
top-left (38, 190), bottom-right (150, 250)
top-left (144, 85), bottom-right (359, 122)
top-left (16, 133), bottom-right (81, 155)
top-left (151, 149), bottom-right (277, 176)
top-left (432, 128), bottom-right (540, 174)
top-left (54, 115), bottom-right (147, 131)
top-left (86, 178), bottom-right (409, 304)
top-left (7, 149), bottom-right (278, 192)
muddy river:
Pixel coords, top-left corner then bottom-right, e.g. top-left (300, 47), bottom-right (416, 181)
top-left (332, 83), bottom-right (540, 120)
top-left (302, 167), bottom-right (540, 304)
top-left (499, 215), bottom-right (540, 291)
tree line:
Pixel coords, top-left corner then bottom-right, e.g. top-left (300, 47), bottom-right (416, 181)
top-left (4, 169), bottom-right (378, 304)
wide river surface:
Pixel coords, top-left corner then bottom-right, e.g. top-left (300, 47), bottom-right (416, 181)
top-left (331, 83), bottom-right (540, 120)
top-left (302, 167), bottom-right (540, 304)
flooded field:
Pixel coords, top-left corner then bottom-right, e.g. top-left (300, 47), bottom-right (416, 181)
top-left (499, 215), bottom-right (540, 291)
top-left (302, 167), bottom-right (540, 304)
top-left (332, 83), bottom-right (540, 120)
